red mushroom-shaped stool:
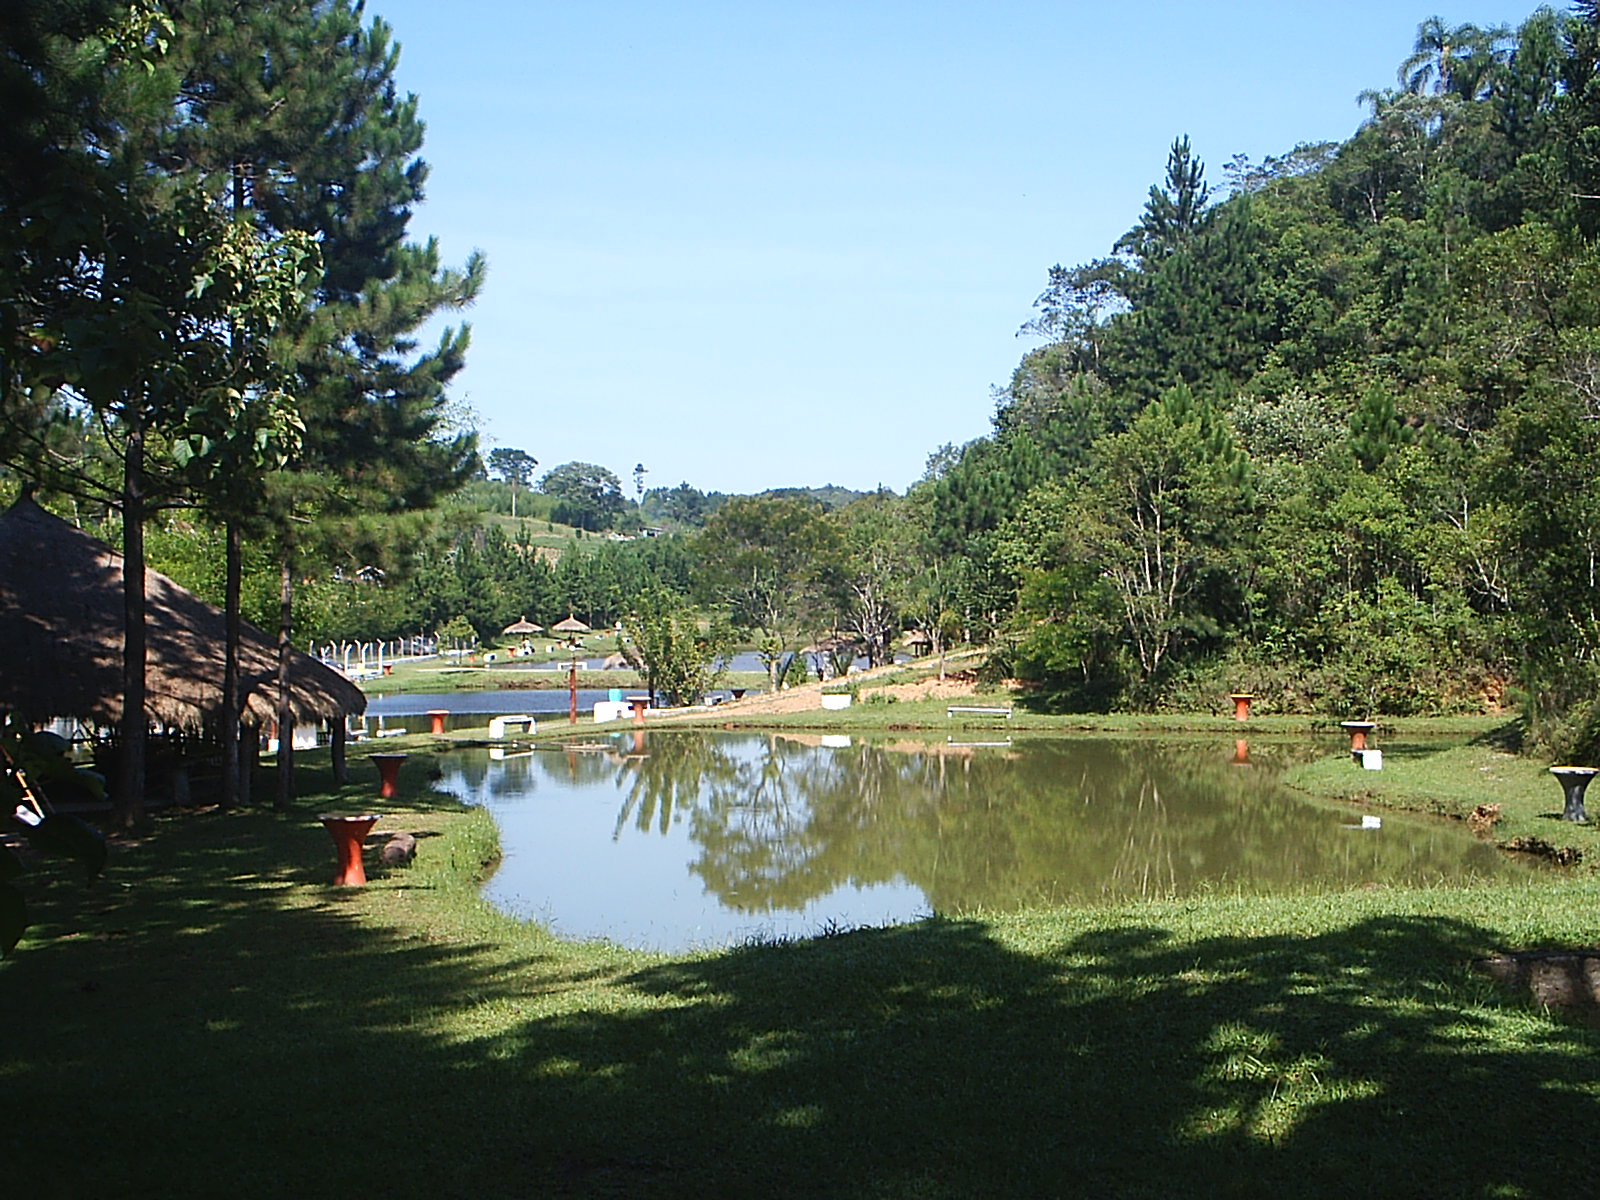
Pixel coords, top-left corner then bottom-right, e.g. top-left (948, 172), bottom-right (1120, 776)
top-left (1340, 721), bottom-right (1377, 753)
top-left (368, 752), bottom-right (407, 799)
top-left (320, 813), bottom-right (379, 886)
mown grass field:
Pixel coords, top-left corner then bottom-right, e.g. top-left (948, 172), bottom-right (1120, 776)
top-left (8, 726), bottom-right (1600, 1198)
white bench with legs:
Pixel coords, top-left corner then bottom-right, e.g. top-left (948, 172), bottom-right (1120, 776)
top-left (487, 714), bottom-right (537, 739)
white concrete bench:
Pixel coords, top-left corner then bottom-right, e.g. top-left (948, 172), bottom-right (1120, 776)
top-left (592, 700), bottom-right (630, 723)
top-left (947, 705), bottom-right (1012, 719)
top-left (488, 714), bottom-right (537, 738)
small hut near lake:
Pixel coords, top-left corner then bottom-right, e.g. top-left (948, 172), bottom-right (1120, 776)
top-left (0, 494), bottom-right (364, 746)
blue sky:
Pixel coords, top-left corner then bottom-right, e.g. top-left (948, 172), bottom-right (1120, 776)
top-left (367, 1), bottom-right (1544, 497)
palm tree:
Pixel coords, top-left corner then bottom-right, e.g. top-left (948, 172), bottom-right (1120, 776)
top-left (1398, 16), bottom-right (1511, 99)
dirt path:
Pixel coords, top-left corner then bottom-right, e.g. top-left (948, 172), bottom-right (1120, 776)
top-left (650, 654), bottom-right (988, 721)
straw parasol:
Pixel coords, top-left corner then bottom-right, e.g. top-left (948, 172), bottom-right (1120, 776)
top-left (0, 495), bottom-right (365, 728)
top-left (551, 615), bottom-right (590, 636)
top-left (502, 616), bottom-right (543, 635)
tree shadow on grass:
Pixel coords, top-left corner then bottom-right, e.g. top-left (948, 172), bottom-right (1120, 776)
top-left (10, 804), bottom-right (1600, 1199)
top-left (517, 914), bottom-right (1600, 1198)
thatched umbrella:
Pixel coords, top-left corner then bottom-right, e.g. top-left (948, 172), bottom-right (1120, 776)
top-left (551, 615), bottom-right (590, 636)
top-left (502, 616), bottom-right (543, 636)
top-left (0, 495), bottom-right (364, 729)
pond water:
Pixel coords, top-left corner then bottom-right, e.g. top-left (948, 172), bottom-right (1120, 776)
top-left (436, 729), bottom-right (1534, 954)
top-left (361, 684), bottom-right (762, 733)
top-left (363, 690), bottom-right (622, 733)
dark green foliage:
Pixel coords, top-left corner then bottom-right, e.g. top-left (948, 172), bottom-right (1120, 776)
top-left (621, 590), bottom-right (734, 706)
top-left (976, 10), bottom-right (1600, 719)
top-left (539, 461), bottom-right (626, 532)
top-left (1, 716), bottom-right (108, 956)
top-left (1348, 384), bottom-right (1415, 471)
top-left (1115, 135), bottom-right (1212, 267)
top-left (642, 481), bottom-right (729, 529)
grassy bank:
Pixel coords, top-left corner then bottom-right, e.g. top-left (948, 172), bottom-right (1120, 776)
top-left (360, 655), bottom-right (771, 697)
top-left (8, 735), bottom-right (1600, 1197)
top-left (1285, 733), bottom-right (1600, 863)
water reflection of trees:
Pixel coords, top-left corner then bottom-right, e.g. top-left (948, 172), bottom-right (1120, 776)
top-left (454, 733), bottom-right (1522, 919)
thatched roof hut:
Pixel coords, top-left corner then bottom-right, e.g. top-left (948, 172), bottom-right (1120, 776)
top-left (0, 495), bottom-right (365, 729)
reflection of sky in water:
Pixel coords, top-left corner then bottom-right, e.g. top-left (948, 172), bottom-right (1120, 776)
top-left (445, 742), bottom-right (926, 953)
top-left (438, 731), bottom-right (1536, 955)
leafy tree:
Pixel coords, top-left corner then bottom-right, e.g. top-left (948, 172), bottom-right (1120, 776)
top-left (695, 495), bottom-right (839, 688)
top-left (642, 481), bottom-right (729, 529)
top-left (620, 591), bottom-right (734, 707)
top-left (540, 461), bottom-right (626, 531)
top-left (1061, 386), bottom-right (1251, 696)
top-left (435, 613), bottom-right (476, 662)
top-left (487, 447), bottom-right (537, 517)
top-left (823, 491), bottom-right (915, 666)
top-left (1017, 258), bottom-right (1132, 375)
top-left (0, 4), bottom-right (324, 821)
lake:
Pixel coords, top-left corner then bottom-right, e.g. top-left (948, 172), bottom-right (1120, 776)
top-left (435, 728), bottom-right (1534, 954)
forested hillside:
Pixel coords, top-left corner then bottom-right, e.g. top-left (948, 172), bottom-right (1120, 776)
top-left (920, 6), bottom-right (1600, 746)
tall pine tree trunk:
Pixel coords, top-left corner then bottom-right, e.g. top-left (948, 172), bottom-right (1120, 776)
top-left (275, 555), bottom-right (295, 812)
top-left (221, 518), bottom-right (242, 807)
top-left (221, 163), bottom-right (247, 809)
top-left (116, 419), bottom-right (147, 828)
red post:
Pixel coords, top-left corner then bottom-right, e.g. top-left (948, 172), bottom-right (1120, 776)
top-left (427, 710), bottom-right (447, 736)
top-left (1230, 693), bottom-right (1254, 721)
top-left (569, 659), bottom-right (578, 724)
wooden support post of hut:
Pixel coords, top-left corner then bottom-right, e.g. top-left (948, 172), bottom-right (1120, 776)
top-left (331, 721), bottom-right (348, 784)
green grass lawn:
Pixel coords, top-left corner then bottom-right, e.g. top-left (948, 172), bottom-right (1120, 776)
top-left (1284, 733), bottom-right (1600, 862)
top-left (8, 735), bottom-right (1600, 1198)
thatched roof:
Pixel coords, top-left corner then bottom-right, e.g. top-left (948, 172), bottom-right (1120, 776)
top-left (502, 616), bottom-right (543, 635)
top-left (0, 496), bottom-right (365, 728)
top-left (552, 615), bottom-right (590, 634)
